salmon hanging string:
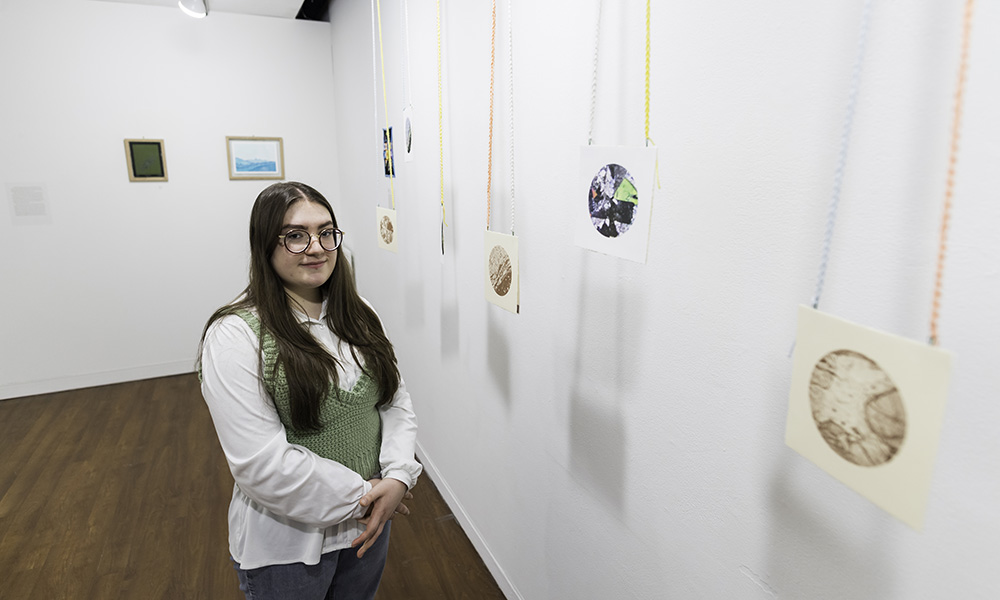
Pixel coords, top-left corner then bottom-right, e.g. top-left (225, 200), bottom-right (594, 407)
top-left (929, 0), bottom-right (975, 346)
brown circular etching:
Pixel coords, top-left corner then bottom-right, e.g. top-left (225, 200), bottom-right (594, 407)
top-left (379, 215), bottom-right (394, 244)
top-left (808, 349), bottom-right (906, 467)
top-left (488, 245), bottom-right (512, 297)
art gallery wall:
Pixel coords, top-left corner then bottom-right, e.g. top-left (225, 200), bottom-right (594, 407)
top-left (0, 0), bottom-right (342, 398)
top-left (327, 1), bottom-right (999, 599)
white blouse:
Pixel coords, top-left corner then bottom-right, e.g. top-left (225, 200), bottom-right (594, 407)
top-left (200, 302), bottom-right (421, 570)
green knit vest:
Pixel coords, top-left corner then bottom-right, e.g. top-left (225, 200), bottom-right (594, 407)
top-left (236, 310), bottom-right (382, 480)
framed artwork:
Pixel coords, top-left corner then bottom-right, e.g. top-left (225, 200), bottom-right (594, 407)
top-left (574, 146), bottom-right (657, 263)
top-left (786, 306), bottom-right (953, 530)
top-left (124, 139), bottom-right (167, 182)
top-left (226, 136), bottom-right (284, 180)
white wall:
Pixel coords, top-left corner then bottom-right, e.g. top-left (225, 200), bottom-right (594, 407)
top-left (2, 0), bottom-right (996, 597)
top-left (328, 1), bottom-right (999, 599)
top-left (0, 0), bottom-right (341, 398)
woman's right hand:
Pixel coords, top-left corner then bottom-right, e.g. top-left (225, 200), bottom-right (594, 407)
top-left (352, 478), bottom-right (413, 557)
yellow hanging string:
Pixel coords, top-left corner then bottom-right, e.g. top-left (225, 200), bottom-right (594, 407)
top-left (644, 0), bottom-right (660, 189)
top-left (930, 0), bottom-right (975, 346)
top-left (437, 0), bottom-right (447, 231)
top-left (485, 0), bottom-right (496, 230)
top-left (375, 0), bottom-right (396, 209)
top-left (644, 0), bottom-right (651, 146)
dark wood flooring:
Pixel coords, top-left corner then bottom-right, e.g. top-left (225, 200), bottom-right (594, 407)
top-left (0, 374), bottom-right (505, 600)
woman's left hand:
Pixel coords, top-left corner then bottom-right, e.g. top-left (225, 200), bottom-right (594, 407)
top-left (352, 478), bottom-right (410, 558)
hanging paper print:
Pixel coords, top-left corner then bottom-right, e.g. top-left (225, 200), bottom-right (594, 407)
top-left (589, 163), bottom-right (639, 237)
top-left (574, 146), bottom-right (656, 263)
top-left (809, 349), bottom-right (905, 467)
top-left (482, 0), bottom-right (519, 313)
top-left (785, 307), bottom-right (951, 530)
top-left (382, 128), bottom-right (396, 178)
top-left (403, 106), bottom-right (415, 162)
top-left (484, 230), bottom-right (519, 313)
top-left (376, 206), bottom-right (398, 253)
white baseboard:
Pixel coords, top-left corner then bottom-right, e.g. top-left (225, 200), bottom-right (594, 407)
top-left (0, 361), bottom-right (195, 400)
top-left (415, 441), bottom-right (524, 600)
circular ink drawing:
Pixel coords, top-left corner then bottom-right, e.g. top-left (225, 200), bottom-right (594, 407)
top-left (488, 245), bottom-right (512, 296)
top-left (808, 350), bottom-right (906, 467)
top-left (588, 163), bottom-right (638, 238)
top-left (379, 215), bottom-right (395, 245)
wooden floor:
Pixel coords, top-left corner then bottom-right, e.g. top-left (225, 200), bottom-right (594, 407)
top-left (0, 374), bottom-right (505, 600)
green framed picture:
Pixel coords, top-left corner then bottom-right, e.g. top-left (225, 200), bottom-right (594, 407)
top-left (124, 139), bottom-right (167, 182)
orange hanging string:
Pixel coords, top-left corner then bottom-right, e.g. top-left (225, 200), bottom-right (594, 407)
top-left (930, 0), bottom-right (975, 346)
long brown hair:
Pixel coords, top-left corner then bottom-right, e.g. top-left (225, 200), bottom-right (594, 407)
top-left (200, 182), bottom-right (400, 431)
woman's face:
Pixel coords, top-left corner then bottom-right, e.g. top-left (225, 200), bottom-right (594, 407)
top-left (270, 199), bottom-right (338, 305)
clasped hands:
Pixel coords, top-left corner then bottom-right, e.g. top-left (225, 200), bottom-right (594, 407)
top-left (351, 477), bottom-right (412, 558)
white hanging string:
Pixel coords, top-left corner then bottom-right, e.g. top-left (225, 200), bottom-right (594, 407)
top-left (588, 0), bottom-right (603, 145)
top-left (402, 0), bottom-right (413, 107)
top-left (810, 0), bottom-right (874, 310)
top-left (370, 0), bottom-right (381, 189)
top-left (508, 0), bottom-right (515, 235)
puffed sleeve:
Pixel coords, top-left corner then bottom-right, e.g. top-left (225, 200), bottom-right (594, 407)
top-left (201, 314), bottom-right (373, 527)
top-left (378, 377), bottom-right (422, 489)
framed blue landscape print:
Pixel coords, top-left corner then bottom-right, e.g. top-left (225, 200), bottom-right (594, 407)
top-left (226, 136), bottom-right (284, 180)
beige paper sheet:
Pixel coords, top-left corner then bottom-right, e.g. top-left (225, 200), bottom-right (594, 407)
top-left (786, 305), bottom-right (952, 530)
top-left (484, 230), bottom-right (519, 314)
top-left (376, 206), bottom-right (398, 253)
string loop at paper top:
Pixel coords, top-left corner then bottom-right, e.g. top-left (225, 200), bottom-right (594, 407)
top-left (485, 0), bottom-right (496, 230)
top-left (644, 0), bottom-right (651, 146)
top-left (810, 0), bottom-right (873, 311)
top-left (587, 0), bottom-right (652, 147)
top-left (508, 0), bottom-right (516, 235)
top-left (437, 0), bottom-right (447, 253)
top-left (375, 0), bottom-right (396, 209)
top-left (930, 0), bottom-right (975, 346)
top-left (588, 0), bottom-right (603, 145)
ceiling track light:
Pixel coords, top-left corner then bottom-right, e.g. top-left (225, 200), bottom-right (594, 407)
top-left (178, 0), bottom-right (208, 19)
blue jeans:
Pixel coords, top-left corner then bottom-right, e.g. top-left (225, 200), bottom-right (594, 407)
top-left (234, 522), bottom-right (391, 600)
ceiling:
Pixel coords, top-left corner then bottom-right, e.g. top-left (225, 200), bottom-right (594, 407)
top-left (95, 0), bottom-right (327, 20)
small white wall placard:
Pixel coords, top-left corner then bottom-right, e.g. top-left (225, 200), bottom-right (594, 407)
top-left (8, 184), bottom-right (51, 225)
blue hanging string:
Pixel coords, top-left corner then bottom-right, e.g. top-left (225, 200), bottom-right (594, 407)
top-left (810, 0), bottom-right (874, 310)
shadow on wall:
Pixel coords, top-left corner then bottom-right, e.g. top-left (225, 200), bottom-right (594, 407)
top-left (565, 253), bottom-right (646, 511)
top-left (487, 308), bottom-right (512, 408)
top-left (763, 454), bottom-right (893, 599)
top-left (440, 239), bottom-right (460, 358)
top-left (404, 237), bottom-right (425, 329)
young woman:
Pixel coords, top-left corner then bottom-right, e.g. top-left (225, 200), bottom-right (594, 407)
top-left (199, 181), bottom-right (421, 600)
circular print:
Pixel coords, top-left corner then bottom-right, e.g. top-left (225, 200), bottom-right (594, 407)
top-left (808, 349), bottom-right (906, 467)
top-left (588, 163), bottom-right (638, 238)
top-left (379, 215), bottom-right (395, 244)
top-left (488, 245), bottom-right (512, 296)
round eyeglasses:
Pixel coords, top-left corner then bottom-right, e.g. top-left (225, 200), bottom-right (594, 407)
top-left (277, 228), bottom-right (344, 254)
